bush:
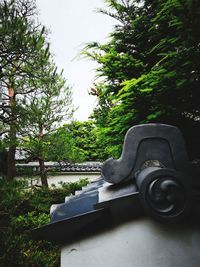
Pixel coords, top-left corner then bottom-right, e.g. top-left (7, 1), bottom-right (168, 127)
top-left (0, 178), bottom-right (89, 267)
top-left (59, 178), bottom-right (89, 194)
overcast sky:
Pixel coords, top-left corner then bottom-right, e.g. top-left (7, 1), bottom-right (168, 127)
top-left (36, 0), bottom-right (115, 121)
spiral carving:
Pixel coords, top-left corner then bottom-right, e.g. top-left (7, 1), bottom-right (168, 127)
top-left (136, 167), bottom-right (190, 222)
top-left (146, 177), bottom-right (185, 217)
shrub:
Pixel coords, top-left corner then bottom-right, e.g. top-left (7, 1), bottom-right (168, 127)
top-left (0, 178), bottom-right (89, 267)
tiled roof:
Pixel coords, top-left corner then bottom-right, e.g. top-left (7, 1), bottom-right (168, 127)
top-left (32, 124), bottom-right (200, 245)
top-left (32, 177), bottom-right (141, 244)
top-left (58, 161), bottom-right (102, 172)
top-left (16, 161), bottom-right (102, 174)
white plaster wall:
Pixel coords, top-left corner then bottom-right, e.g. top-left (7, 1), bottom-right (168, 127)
top-left (61, 218), bottom-right (200, 267)
top-left (16, 173), bottom-right (101, 187)
top-left (47, 173), bottom-right (100, 187)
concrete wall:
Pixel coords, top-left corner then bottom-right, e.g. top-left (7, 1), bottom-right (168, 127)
top-left (61, 218), bottom-right (200, 267)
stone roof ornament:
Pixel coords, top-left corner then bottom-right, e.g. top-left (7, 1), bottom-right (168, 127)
top-left (102, 123), bottom-right (194, 222)
top-left (102, 124), bottom-right (190, 184)
top-left (32, 124), bottom-right (200, 244)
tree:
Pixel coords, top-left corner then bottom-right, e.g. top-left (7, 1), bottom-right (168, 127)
top-left (84, 0), bottom-right (200, 159)
top-left (0, 139), bottom-right (8, 177)
top-left (0, 0), bottom-right (59, 180)
top-left (0, 0), bottom-right (51, 180)
top-left (112, 0), bottom-right (200, 157)
top-left (45, 125), bottom-right (86, 163)
top-left (56, 121), bottom-right (108, 161)
top-left (82, 0), bottom-right (150, 157)
top-left (45, 120), bottom-right (108, 163)
top-left (20, 69), bottom-right (73, 187)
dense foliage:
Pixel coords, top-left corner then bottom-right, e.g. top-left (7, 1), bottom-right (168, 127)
top-left (0, 178), bottom-right (89, 267)
top-left (46, 121), bottom-right (107, 162)
top-left (84, 0), bottom-right (200, 159)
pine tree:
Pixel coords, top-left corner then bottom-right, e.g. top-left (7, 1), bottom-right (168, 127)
top-left (19, 67), bottom-right (73, 187)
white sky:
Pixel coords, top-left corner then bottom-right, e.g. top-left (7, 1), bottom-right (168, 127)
top-left (36, 0), bottom-right (115, 121)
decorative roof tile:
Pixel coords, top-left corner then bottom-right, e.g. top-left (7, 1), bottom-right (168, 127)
top-left (32, 124), bottom-right (200, 244)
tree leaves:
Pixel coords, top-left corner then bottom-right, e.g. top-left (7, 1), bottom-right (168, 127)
top-left (84, 0), bottom-right (200, 159)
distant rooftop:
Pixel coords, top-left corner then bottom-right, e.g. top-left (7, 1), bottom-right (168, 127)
top-left (16, 161), bottom-right (102, 173)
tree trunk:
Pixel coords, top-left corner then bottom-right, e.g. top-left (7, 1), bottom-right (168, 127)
top-left (7, 144), bottom-right (16, 180)
top-left (6, 85), bottom-right (16, 180)
top-left (38, 158), bottom-right (48, 187)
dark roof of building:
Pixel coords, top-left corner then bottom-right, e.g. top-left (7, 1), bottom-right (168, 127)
top-left (32, 124), bottom-right (200, 245)
top-left (58, 161), bottom-right (102, 172)
top-left (16, 161), bottom-right (102, 173)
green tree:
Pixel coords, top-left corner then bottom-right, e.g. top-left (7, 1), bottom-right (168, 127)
top-left (46, 120), bottom-right (107, 163)
top-left (20, 70), bottom-right (73, 187)
top-left (84, 0), bottom-right (200, 159)
top-left (0, 0), bottom-right (51, 180)
top-left (46, 125), bottom-right (86, 163)
top-left (61, 121), bottom-right (107, 161)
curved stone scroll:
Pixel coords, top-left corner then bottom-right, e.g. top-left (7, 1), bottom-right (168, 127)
top-left (136, 167), bottom-right (190, 222)
top-left (101, 124), bottom-right (190, 184)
